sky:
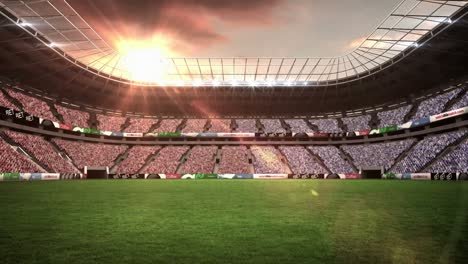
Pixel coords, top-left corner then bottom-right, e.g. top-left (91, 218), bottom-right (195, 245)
top-left (68, 0), bottom-right (401, 58)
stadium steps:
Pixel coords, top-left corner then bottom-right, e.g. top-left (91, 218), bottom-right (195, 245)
top-left (404, 101), bottom-right (420, 122)
top-left (1, 88), bottom-right (24, 110)
top-left (276, 146), bottom-right (293, 174)
top-left (0, 130), bottom-right (48, 172)
top-left (305, 119), bottom-right (319, 132)
top-left (109, 146), bottom-right (133, 173)
top-left (137, 147), bottom-right (164, 174)
top-left (444, 88), bottom-right (466, 112)
top-left (213, 147), bottom-right (221, 173)
top-left (305, 148), bottom-right (332, 174)
top-left (387, 138), bottom-right (420, 172)
top-left (337, 147), bottom-right (359, 173)
top-left (255, 119), bottom-right (263, 134)
top-left (175, 147), bottom-right (192, 174)
top-left (0, 131), bottom-right (52, 172)
top-left (337, 118), bottom-right (348, 132)
top-left (370, 112), bottom-right (379, 129)
top-left (49, 103), bottom-right (65, 123)
top-left (177, 119), bottom-right (187, 132)
top-left (279, 119), bottom-right (290, 134)
top-left (246, 147), bottom-right (255, 174)
top-left (148, 119), bottom-right (162, 132)
top-left (120, 117), bottom-right (131, 131)
top-left (422, 133), bottom-right (468, 172)
top-left (47, 139), bottom-right (81, 172)
top-left (88, 112), bottom-right (97, 129)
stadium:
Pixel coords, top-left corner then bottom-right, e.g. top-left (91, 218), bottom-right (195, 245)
top-left (0, 0), bottom-right (467, 263)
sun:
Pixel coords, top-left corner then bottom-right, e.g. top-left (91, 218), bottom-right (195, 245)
top-left (116, 35), bottom-right (176, 83)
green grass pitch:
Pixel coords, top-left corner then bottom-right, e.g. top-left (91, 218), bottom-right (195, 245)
top-left (1, 180), bottom-right (467, 264)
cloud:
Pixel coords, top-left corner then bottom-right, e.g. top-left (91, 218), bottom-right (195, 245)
top-left (67, 0), bottom-right (285, 55)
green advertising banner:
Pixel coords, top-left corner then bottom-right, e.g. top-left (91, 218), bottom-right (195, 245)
top-left (2, 173), bottom-right (20, 181)
top-left (194, 174), bottom-right (218, 179)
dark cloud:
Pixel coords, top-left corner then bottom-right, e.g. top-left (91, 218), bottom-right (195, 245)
top-left (68, 0), bottom-right (284, 54)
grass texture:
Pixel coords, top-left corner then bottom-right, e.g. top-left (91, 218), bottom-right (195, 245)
top-left (1, 180), bottom-right (467, 264)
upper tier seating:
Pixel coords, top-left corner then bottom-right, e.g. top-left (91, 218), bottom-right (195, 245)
top-left (0, 135), bottom-right (45, 173)
top-left (391, 129), bottom-right (466, 173)
top-left (377, 105), bottom-right (412, 127)
top-left (5, 89), bottom-right (57, 122)
top-left (260, 119), bottom-right (286, 133)
top-left (140, 146), bottom-right (189, 173)
top-left (96, 114), bottom-right (127, 131)
top-left (153, 119), bottom-right (182, 133)
top-left (55, 104), bottom-right (90, 128)
top-left (208, 119), bottom-right (232, 132)
top-left (124, 118), bottom-right (158, 133)
top-left (251, 146), bottom-right (289, 173)
top-left (235, 119), bottom-right (257, 133)
top-left (179, 146), bottom-right (217, 173)
top-left (342, 115), bottom-right (371, 131)
top-left (53, 138), bottom-right (127, 168)
top-left (427, 140), bottom-right (468, 173)
top-left (308, 119), bottom-right (342, 133)
top-left (279, 146), bottom-right (327, 174)
top-left (284, 119), bottom-right (313, 133)
top-left (413, 88), bottom-right (462, 119)
top-left (217, 146), bottom-right (250, 174)
top-left (113, 146), bottom-right (160, 173)
top-left (449, 90), bottom-right (467, 111)
top-left (5, 131), bottom-right (79, 173)
top-left (341, 139), bottom-right (416, 171)
top-left (182, 119), bottom-right (207, 133)
top-left (308, 146), bottom-right (355, 173)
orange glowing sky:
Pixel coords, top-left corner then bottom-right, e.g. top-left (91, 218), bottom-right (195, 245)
top-left (68, 0), bottom-right (401, 58)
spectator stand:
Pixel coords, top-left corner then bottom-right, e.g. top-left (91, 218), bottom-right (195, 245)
top-left (391, 129), bottom-right (467, 173)
top-left (421, 132), bottom-right (468, 172)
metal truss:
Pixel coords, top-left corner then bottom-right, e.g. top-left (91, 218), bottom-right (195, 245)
top-left (0, 0), bottom-right (467, 87)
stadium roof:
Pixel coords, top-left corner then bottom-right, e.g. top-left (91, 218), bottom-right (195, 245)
top-left (0, 0), bottom-right (466, 87)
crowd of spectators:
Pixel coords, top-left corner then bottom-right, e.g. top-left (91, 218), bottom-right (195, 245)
top-left (217, 146), bottom-right (251, 174)
top-left (449, 91), bottom-right (467, 111)
top-left (413, 88), bottom-right (462, 119)
top-left (377, 105), bottom-right (412, 127)
top-left (342, 115), bottom-right (371, 131)
top-left (427, 140), bottom-right (467, 173)
top-left (124, 117), bottom-right (158, 133)
top-left (208, 119), bottom-right (232, 132)
top-left (182, 119), bottom-right (207, 133)
top-left (279, 146), bottom-right (328, 174)
top-left (113, 146), bottom-right (160, 173)
top-left (55, 104), bottom-right (90, 128)
top-left (261, 119), bottom-right (286, 133)
top-left (179, 146), bottom-right (217, 173)
top-left (5, 131), bottom-right (79, 173)
top-left (153, 119), bottom-right (182, 133)
top-left (284, 119), bottom-right (313, 133)
top-left (6, 89), bottom-right (57, 122)
top-left (0, 136), bottom-right (45, 173)
top-left (341, 139), bottom-right (416, 171)
top-left (308, 146), bottom-right (355, 173)
top-left (392, 129), bottom-right (466, 173)
top-left (251, 146), bottom-right (289, 173)
top-left (52, 138), bottom-right (128, 169)
top-left (235, 119), bottom-right (257, 133)
top-left (0, 90), bottom-right (18, 110)
top-left (96, 114), bottom-right (127, 132)
top-left (140, 146), bottom-right (189, 173)
top-left (308, 119), bottom-right (342, 133)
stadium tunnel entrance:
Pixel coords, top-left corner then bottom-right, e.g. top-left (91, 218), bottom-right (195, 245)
top-left (85, 167), bottom-right (108, 179)
top-left (361, 168), bottom-right (383, 179)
